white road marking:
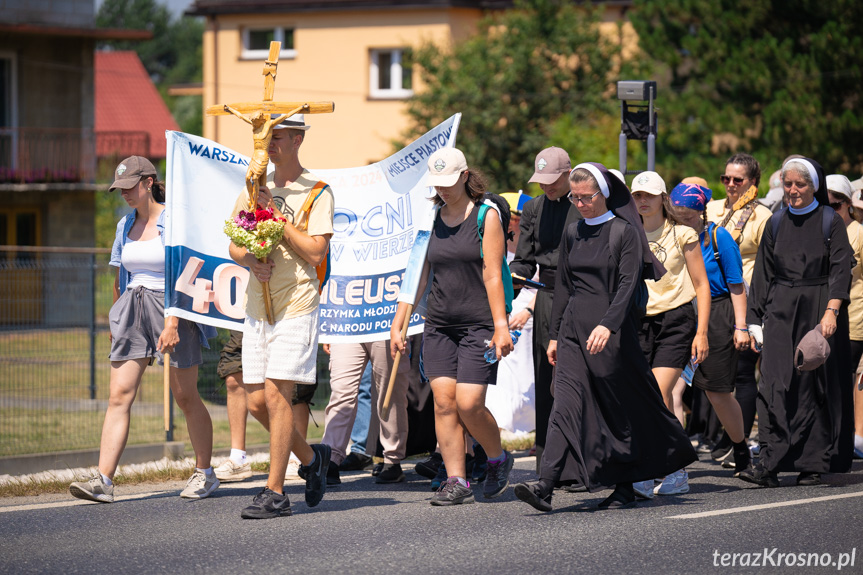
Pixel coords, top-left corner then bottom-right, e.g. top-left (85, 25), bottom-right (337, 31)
top-left (668, 490), bottom-right (863, 519)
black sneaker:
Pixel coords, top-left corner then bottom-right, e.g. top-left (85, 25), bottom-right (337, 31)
top-left (430, 478), bottom-right (475, 506)
top-left (241, 487), bottom-right (291, 519)
top-left (326, 462), bottom-right (341, 486)
top-left (414, 452), bottom-right (443, 479)
top-left (737, 462), bottom-right (779, 488)
top-left (796, 472), bottom-right (822, 486)
top-left (340, 452), bottom-right (373, 472)
top-left (514, 483), bottom-right (552, 512)
top-left (371, 462), bottom-right (383, 477)
top-left (375, 463), bottom-right (406, 484)
top-left (472, 444), bottom-right (488, 483)
top-left (483, 450), bottom-right (513, 498)
top-left (305, 443), bottom-right (331, 507)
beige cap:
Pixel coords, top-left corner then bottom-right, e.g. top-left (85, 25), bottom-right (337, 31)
top-left (110, 156), bottom-right (157, 191)
top-left (795, 324), bottom-right (831, 373)
top-left (681, 176), bottom-right (708, 188)
top-left (528, 147), bottom-right (571, 185)
top-left (631, 171), bottom-right (666, 195)
top-left (427, 148), bottom-right (468, 187)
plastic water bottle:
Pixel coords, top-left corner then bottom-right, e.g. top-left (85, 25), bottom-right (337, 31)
top-left (682, 360), bottom-right (698, 386)
top-left (484, 330), bottom-right (520, 364)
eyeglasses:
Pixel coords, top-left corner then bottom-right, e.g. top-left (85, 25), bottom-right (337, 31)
top-left (720, 175), bottom-right (746, 185)
top-left (568, 189), bottom-right (602, 205)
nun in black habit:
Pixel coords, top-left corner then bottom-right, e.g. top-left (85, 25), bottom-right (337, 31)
top-left (514, 162), bottom-right (697, 511)
top-left (739, 157), bottom-right (854, 488)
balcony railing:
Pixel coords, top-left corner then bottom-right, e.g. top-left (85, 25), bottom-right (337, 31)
top-left (95, 131), bottom-right (150, 161)
top-left (0, 127), bottom-right (96, 184)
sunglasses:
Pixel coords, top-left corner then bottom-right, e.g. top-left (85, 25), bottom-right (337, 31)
top-left (829, 202), bottom-right (845, 211)
top-left (720, 175), bottom-right (747, 185)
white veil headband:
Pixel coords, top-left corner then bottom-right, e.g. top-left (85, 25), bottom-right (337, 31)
top-left (783, 158), bottom-right (819, 192)
top-left (572, 163), bottom-right (610, 198)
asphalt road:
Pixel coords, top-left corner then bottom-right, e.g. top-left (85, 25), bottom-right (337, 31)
top-left (2, 454), bottom-right (862, 574)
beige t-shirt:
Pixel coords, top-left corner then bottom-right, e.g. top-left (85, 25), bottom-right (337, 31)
top-left (230, 169), bottom-right (334, 322)
top-left (847, 220), bottom-right (863, 341)
top-left (706, 198), bottom-right (772, 284)
top-left (644, 219), bottom-right (699, 316)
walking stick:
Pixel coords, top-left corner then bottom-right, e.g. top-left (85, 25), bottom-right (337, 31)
top-left (381, 306), bottom-right (411, 420)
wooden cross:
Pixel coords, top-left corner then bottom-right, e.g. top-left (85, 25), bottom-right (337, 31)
top-left (205, 41), bottom-right (335, 210)
top-left (207, 41), bottom-right (335, 324)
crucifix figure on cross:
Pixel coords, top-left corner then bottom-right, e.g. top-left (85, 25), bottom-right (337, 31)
top-left (206, 41), bottom-right (335, 210)
top-left (209, 40), bottom-right (335, 323)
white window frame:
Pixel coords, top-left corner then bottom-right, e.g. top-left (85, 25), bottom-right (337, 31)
top-left (369, 48), bottom-right (413, 100)
top-left (241, 27), bottom-right (297, 60)
top-left (0, 51), bottom-right (18, 170)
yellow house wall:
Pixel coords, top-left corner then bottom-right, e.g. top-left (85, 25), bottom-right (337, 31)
top-left (200, 5), bottom-right (635, 170)
top-left (203, 9), bottom-right (482, 169)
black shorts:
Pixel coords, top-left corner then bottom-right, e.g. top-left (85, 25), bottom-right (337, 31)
top-left (216, 330), bottom-right (243, 379)
top-left (422, 323), bottom-right (499, 385)
top-left (693, 296), bottom-right (738, 393)
top-left (217, 329), bottom-right (317, 405)
top-left (639, 303), bottom-right (697, 370)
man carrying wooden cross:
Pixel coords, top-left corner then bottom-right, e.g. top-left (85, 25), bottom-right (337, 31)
top-left (228, 113), bottom-right (335, 519)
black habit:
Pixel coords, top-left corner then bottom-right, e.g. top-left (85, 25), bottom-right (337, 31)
top-left (747, 204), bottom-right (854, 473)
top-left (541, 216), bottom-right (697, 490)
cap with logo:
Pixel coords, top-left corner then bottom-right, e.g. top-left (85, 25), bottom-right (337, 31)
top-left (427, 148), bottom-right (469, 188)
top-left (630, 171), bottom-right (667, 196)
top-left (110, 156), bottom-right (157, 192)
top-left (528, 147), bottom-right (571, 185)
top-left (272, 113), bottom-right (311, 131)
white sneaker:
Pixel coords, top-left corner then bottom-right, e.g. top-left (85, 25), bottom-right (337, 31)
top-left (285, 458), bottom-right (302, 480)
top-left (214, 459), bottom-right (252, 482)
top-left (633, 480), bottom-right (655, 500)
top-left (654, 469), bottom-right (689, 495)
top-left (69, 475), bottom-right (114, 503)
top-left (180, 470), bottom-right (220, 499)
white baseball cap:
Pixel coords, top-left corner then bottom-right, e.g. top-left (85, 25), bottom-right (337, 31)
top-left (427, 148), bottom-right (468, 187)
top-left (631, 171), bottom-right (667, 195)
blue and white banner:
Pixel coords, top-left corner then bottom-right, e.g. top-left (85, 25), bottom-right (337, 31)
top-left (164, 113), bottom-right (460, 343)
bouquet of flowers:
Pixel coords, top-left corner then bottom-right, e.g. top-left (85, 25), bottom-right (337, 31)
top-left (224, 208), bottom-right (287, 259)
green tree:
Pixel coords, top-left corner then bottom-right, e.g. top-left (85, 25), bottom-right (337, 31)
top-left (630, 0), bottom-right (863, 184)
top-left (404, 0), bottom-right (622, 192)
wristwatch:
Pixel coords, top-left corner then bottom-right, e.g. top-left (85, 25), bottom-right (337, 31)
top-left (827, 307), bottom-right (840, 317)
top-left (525, 307), bottom-right (534, 316)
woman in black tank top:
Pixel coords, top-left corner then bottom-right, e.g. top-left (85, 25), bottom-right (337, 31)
top-left (391, 147), bottom-right (516, 505)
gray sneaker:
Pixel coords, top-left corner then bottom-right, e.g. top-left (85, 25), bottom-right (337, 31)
top-left (482, 450), bottom-right (513, 499)
top-left (69, 475), bottom-right (114, 503)
top-left (180, 470), bottom-right (220, 499)
top-left (431, 477), bottom-right (475, 506)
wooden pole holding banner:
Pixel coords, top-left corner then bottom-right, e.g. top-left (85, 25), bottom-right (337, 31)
top-left (381, 306), bottom-right (412, 420)
top-left (163, 318), bottom-right (173, 442)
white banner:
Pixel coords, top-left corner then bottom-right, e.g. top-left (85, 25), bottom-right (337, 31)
top-left (164, 114), bottom-right (460, 343)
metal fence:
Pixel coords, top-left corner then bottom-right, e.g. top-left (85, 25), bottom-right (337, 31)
top-left (0, 246), bottom-right (331, 459)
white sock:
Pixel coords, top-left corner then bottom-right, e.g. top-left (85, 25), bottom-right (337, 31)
top-left (230, 449), bottom-right (247, 465)
top-left (198, 467), bottom-right (214, 478)
top-left (855, 435), bottom-right (863, 452)
top-left (100, 473), bottom-right (113, 486)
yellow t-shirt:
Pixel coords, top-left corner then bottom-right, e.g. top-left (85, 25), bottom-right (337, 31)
top-left (230, 169), bottom-right (334, 322)
top-left (706, 199), bottom-right (772, 285)
top-left (847, 220), bottom-right (863, 341)
top-left (644, 219), bottom-right (699, 316)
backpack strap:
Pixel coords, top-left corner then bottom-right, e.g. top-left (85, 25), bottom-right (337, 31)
top-left (477, 200), bottom-right (499, 258)
top-left (297, 180), bottom-right (329, 232)
top-left (709, 222), bottom-right (727, 287)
